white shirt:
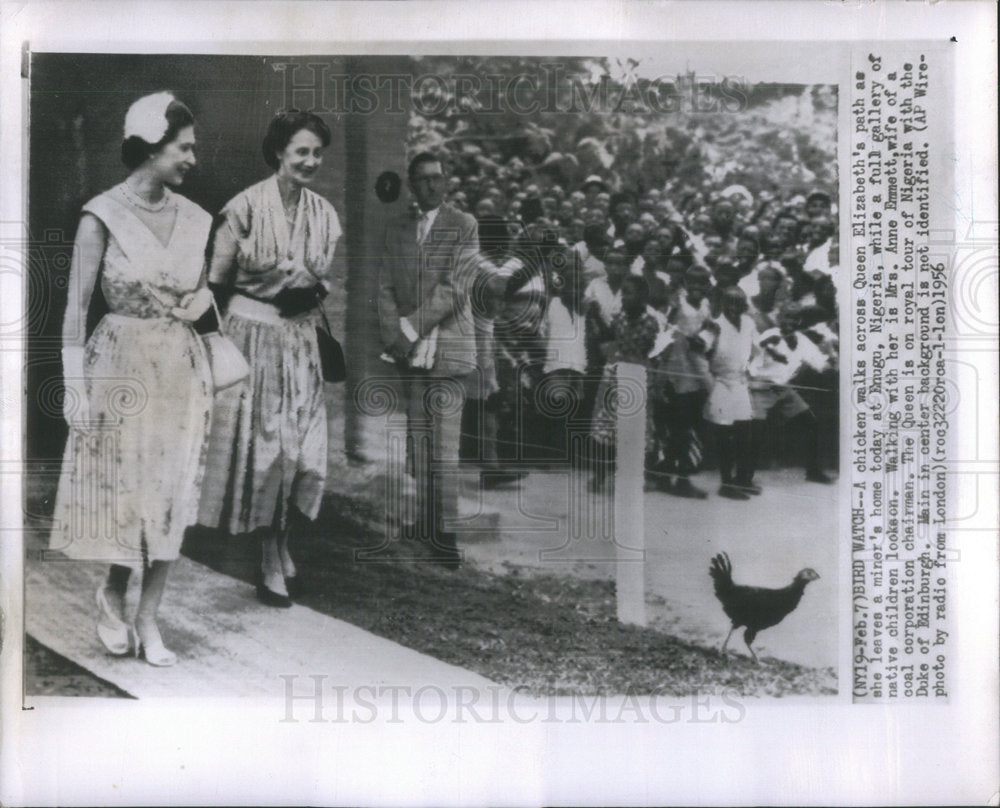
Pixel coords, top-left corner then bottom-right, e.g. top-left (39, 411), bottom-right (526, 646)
top-left (700, 314), bottom-right (757, 383)
top-left (580, 253), bottom-right (607, 284)
top-left (804, 237), bottom-right (833, 276)
top-left (672, 294), bottom-right (711, 337)
top-left (400, 205), bottom-right (443, 347)
top-left (584, 277), bottom-right (622, 325)
top-left (543, 297), bottom-right (587, 374)
top-left (750, 328), bottom-right (828, 385)
top-left (416, 205), bottom-right (440, 244)
top-left (738, 260), bottom-right (785, 299)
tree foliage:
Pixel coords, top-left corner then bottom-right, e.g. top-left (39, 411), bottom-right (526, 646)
top-left (407, 56), bottom-right (838, 200)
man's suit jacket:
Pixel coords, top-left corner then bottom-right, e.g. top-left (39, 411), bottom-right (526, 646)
top-left (377, 204), bottom-right (480, 378)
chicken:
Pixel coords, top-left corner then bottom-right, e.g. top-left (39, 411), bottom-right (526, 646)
top-left (708, 552), bottom-right (819, 662)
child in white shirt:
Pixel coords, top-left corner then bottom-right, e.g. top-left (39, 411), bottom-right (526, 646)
top-left (698, 287), bottom-right (758, 500)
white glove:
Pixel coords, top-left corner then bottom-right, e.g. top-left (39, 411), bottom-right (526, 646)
top-left (171, 287), bottom-right (214, 322)
top-left (409, 327), bottom-right (438, 370)
top-left (61, 346), bottom-right (90, 425)
top-left (398, 316), bottom-right (419, 344)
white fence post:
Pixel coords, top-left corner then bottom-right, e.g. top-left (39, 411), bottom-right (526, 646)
top-left (614, 361), bottom-right (647, 627)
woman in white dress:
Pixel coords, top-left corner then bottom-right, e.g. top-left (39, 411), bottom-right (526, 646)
top-left (199, 110), bottom-right (341, 607)
top-left (52, 92), bottom-right (215, 666)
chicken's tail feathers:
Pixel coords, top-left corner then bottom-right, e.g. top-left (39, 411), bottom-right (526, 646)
top-left (709, 552), bottom-right (732, 576)
top-left (709, 552), bottom-right (733, 594)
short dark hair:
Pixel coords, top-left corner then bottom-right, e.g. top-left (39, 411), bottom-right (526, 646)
top-left (262, 110), bottom-right (331, 170)
top-left (609, 192), bottom-right (636, 212)
top-left (477, 214), bottom-right (512, 255)
top-left (407, 151), bottom-right (444, 182)
top-left (684, 265), bottom-right (712, 286)
top-left (582, 223), bottom-right (610, 250)
top-left (622, 274), bottom-right (649, 299)
top-left (121, 98), bottom-right (194, 171)
top-left (604, 246), bottom-right (628, 263)
top-left (723, 285), bottom-right (748, 303)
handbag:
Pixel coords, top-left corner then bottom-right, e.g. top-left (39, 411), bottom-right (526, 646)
top-left (201, 296), bottom-right (250, 392)
top-left (316, 302), bottom-right (346, 383)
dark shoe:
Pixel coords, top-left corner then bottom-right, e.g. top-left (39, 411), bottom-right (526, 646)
top-left (670, 478), bottom-right (709, 499)
top-left (481, 470), bottom-right (525, 490)
top-left (718, 484), bottom-right (750, 501)
top-left (735, 480), bottom-right (762, 495)
top-left (284, 576), bottom-right (302, 599)
top-left (806, 469), bottom-right (834, 484)
top-left (256, 573), bottom-right (292, 608)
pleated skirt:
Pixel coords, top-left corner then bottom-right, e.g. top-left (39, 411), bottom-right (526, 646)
top-left (198, 300), bottom-right (327, 535)
top-left (50, 314), bottom-right (214, 565)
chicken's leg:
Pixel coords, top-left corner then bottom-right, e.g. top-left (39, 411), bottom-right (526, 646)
top-left (744, 628), bottom-right (759, 663)
top-left (721, 626), bottom-right (736, 654)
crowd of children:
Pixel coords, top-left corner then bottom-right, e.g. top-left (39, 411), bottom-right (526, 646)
top-left (454, 149), bottom-right (840, 502)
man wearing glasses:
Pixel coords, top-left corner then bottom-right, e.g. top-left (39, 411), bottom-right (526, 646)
top-left (377, 152), bottom-right (480, 568)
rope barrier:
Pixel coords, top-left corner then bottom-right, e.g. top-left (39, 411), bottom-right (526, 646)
top-left (483, 357), bottom-right (839, 394)
top-left (642, 363), bottom-right (838, 394)
top-left (450, 429), bottom-right (836, 485)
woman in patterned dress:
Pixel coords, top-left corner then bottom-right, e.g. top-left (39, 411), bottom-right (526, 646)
top-left (53, 93), bottom-right (214, 666)
top-left (199, 110), bottom-right (341, 607)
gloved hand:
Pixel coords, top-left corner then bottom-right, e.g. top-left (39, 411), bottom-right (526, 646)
top-left (273, 285), bottom-right (322, 317)
top-left (61, 345), bottom-right (90, 425)
top-left (171, 287), bottom-right (214, 322)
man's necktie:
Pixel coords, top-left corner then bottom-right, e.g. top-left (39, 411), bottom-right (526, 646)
top-left (417, 213), bottom-right (430, 245)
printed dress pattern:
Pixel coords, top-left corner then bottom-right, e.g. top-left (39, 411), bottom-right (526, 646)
top-left (51, 188), bottom-right (214, 565)
top-left (198, 176), bottom-right (341, 534)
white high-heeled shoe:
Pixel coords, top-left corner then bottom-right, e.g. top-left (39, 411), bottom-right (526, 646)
top-left (132, 622), bottom-right (177, 667)
top-left (96, 585), bottom-right (130, 655)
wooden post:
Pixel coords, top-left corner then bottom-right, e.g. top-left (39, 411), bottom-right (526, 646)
top-left (614, 361), bottom-right (647, 627)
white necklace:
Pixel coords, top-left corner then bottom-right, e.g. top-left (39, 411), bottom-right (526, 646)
top-left (120, 180), bottom-right (171, 213)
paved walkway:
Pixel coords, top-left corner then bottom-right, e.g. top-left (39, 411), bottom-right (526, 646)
top-left (25, 556), bottom-right (496, 700)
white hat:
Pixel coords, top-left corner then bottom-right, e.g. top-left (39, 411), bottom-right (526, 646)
top-left (720, 184), bottom-right (754, 206)
top-left (124, 92), bottom-right (175, 144)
